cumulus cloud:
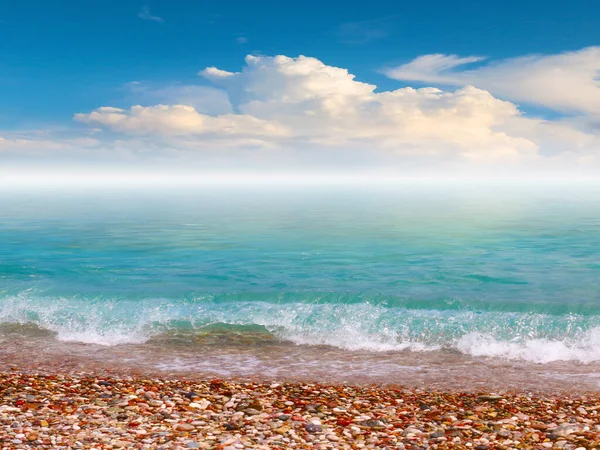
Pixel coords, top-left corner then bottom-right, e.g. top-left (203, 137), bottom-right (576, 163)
top-left (77, 55), bottom-right (537, 163)
top-left (63, 53), bottom-right (600, 172)
top-left (385, 47), bottom-right (600, 116)
top-left (74, 104), bottom-right (287, 137)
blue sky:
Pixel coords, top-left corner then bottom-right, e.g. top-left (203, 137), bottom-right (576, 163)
top-left (1, 0), bottom-right (600, 176)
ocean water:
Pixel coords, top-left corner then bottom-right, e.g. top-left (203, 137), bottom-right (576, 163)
top-left (2, 183), bottom-right (600, 389)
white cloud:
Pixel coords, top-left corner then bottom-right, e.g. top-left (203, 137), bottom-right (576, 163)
top-left (204, 55), bottom-right (377, 103)
top-left (200, 67), bottom-right (237, 79)
top-left (125, 82), bottom-right (233, 115)
top-left (385, 54), bottom-right (485, 83)
top-left (0, 134), bottom-right (102, 166)
top-left (58, 52), bottom-right (600, 172)
top-left (385, 47), bottom-right (600, 116)
top-left (74, 104), bottom-right (287, 137)
top-left (190, 55), bottom-right (538, 160)
top-left (0, 135), bottom-right (99, 151)
top-left (138, 5), bottom-right (163, 23)
top-left (0, 137), bottom-right (62, 152)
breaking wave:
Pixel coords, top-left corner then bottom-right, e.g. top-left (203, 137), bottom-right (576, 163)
top-left (2, 291), bottom-right (600, 363)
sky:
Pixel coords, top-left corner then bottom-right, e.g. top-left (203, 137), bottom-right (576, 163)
top-left (1, 0), bottom-right (600, 179)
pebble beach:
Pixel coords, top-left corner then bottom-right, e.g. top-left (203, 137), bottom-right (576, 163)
top-left (2, 371), bottom-right (600, 450)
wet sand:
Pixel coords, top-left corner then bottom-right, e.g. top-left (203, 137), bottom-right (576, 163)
top-left (1, 332), bottom-right (600, 394)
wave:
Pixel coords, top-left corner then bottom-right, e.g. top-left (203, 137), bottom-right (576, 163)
top-left (457, 330), bottom-right (600, 364)
top-left (2, 291), bottom-right (600, 363)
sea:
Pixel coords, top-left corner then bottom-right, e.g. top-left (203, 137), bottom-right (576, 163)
top-left (2, 181), bottom-right (600, 391)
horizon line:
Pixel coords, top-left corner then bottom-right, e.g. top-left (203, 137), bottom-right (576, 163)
top-left (2, 170), bottom-right (600, 187)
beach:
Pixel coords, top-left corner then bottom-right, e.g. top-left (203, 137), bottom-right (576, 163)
top-left (3, 187), bottom-right (600, 448)
top-left (2, 369), bottom-right (600, 449)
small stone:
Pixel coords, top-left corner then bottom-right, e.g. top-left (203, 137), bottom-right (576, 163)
top-left (305, 423), bottom-right (322, 433)
top-left (175, 423), bottom-right (195, 432)
top-left (186, 442), bottom-right (200, 449)
top-left (477, 395), bottom-right (504, 402)
top-left (364, 419), bottom-right (385, 429)
top-left (276, 425), bottom-right (291, 434)
top-left (189, 399), bottom-right (211, 410)
top-left (248, 400), bottom-right (263, 411)
top-left (497, 429), bottom-right (511, 438)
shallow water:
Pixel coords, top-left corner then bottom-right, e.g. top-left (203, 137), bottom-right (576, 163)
top-left (2, 183), bottom-right (600, 390)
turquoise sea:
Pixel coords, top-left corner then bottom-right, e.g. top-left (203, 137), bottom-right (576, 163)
top-left (2, 183), bottom-right (600, 389)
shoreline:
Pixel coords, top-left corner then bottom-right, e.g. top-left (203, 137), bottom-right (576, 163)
top-left (1, 370), bottom-right (600, 449)
top-left (3, 341), bottom-right (600, 395)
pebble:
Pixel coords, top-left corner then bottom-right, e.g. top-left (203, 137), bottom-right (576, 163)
top-left (305, 423), bottom-right (322, 433)
top-left (1, 371), bottom-right (599, 450)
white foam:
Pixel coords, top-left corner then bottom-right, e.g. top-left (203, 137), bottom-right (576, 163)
top-left (244, 302), bottom-right (442, 352)
top-left (0, 293), bottom-right (159, 346)
top-left (457, 328), bottom-right (600, 363)
top-left (277, 328), bottom-right (440, 353)
top-left (4, 292), bottom-right (600, 363)
top-left (55, 330), bottom-right (149, 346)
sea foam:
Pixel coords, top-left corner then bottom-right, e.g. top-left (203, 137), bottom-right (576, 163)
top-left (2, 292), bottom-right (600, 363)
